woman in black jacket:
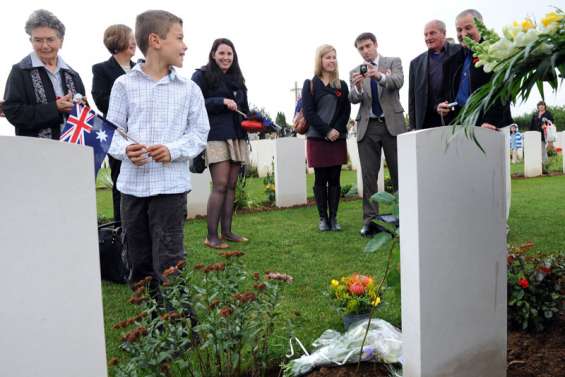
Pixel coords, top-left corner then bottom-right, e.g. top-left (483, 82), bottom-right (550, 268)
top-left (530, 100), bottom-right (554, 162)
top-left (91, 24), bottom-right (136, 222)
top-left (192, 38), bottom-right (249, 249)
top-left (3, 9), bottom-right (85, 140)
top-left (302, 44), bottom-right (351, 231)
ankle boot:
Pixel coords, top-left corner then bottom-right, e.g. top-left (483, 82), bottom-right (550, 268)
top-left (313, 186), bottom-right (330, 231)
top-left (328, 186), bottom-right (341, 231)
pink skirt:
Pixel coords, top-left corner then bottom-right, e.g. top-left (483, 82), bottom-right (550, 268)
top-left (306, 138), bottom-right (347, 168)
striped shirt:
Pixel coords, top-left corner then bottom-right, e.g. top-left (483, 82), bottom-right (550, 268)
top-left (107, 64), bottom-right (209, 197)
top-left (510, 131), bottom-right (523, 150)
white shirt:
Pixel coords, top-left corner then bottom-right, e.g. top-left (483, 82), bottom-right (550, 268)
top-left (107, 64), bottom-right (210, 197)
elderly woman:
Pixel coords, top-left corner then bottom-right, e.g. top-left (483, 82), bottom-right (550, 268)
top-left (3, 9), bottom-right (85, 139)
top-left (92, 24), bottom-right (136, 222)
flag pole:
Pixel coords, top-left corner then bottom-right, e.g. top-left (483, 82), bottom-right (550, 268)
top-left (72, 94), bottom-right (140, 144)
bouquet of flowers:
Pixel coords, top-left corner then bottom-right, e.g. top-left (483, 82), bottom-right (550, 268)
top-left (329, 273), bottom-right (381, 315)
top-left (456, 9), bottom-right (565, 129)
top-left (241, 107), bottom-right (281, 133)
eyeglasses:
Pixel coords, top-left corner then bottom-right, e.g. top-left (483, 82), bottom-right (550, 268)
top-left (31, 37), bottom-right (60, 46)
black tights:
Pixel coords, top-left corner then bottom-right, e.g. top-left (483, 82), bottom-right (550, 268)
top-left (314, 165), bottom-right (342, 187)
top-left (207, 161), bottom-right (241, 242)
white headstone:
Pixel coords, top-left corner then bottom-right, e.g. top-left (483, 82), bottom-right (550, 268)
top-left (347, 137), bottom-right (361, 171)
top-left (0, 136), bottom-right (107, 377)
top-left (186, 169), bottom-right (211, 219)
top-left (274, 137), bottom-right (307, 207)
top-left (500, 126), bottom-right (511, 221)
top-left (355, 149), bottom-right (384, 198)
top-left (398, 127), bottom-right (506, 377)
top-left (561, 131), bottom-right (565, 174)
top-left (523, 131), bottom-right (542, 177)
top-left (250, 139), bottom-right (275, 177)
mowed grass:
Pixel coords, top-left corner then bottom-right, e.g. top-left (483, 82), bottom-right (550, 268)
top-left (97, 171), bottom-right (565, 371)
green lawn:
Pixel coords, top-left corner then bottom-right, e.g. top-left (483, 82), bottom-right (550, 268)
top-left (97, 172), bottom-right (565, 373)
top-left (510, 153), bottom-right (563, 175)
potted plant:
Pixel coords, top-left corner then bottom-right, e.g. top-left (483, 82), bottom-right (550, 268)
top-left (329, 273), bottom-right (381, 329)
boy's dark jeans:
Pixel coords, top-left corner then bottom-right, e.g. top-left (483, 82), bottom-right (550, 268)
top-left (121, 193), bottom-right (187, 290)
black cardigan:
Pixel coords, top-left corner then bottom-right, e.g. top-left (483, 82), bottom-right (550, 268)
top-left (439, 47), bottom-right (513, 128)
top-left (3, 54), bottom-right (86, 139)
top-left (301, 76), bottom-right (351, 139)
top-left (530, 110), bottom-right (553, 142)
top-left (191, 68), bottom-right (248, 141)
top-left (91, 56), bottom-right (135, 116)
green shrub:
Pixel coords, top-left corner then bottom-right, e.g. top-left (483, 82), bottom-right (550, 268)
top-left (507, 242), bottom-right (564, 332)
top-left (112, 254), bottom-right (293, 377)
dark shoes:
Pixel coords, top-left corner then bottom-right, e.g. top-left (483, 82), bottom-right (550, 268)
top-left (328, 186), bottom-right (341, 231)
top-left (314, 185), bottom-right (342, 231)
top-left (319, 217), bottom-right (330, 231)
top-left (360, 222), bottom-right (379, 238)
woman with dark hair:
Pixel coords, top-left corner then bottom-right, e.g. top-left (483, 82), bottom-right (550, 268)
top-left (91, 24), bottom-right (136, 222)
top-left (530, 100), bottom-right (554, 162)
top-left (3, 9), bottom-right (85, 139)
top-left (192, 38), bottom-right (249, 249)
top-left (302, 44), bottom-right (351, 231)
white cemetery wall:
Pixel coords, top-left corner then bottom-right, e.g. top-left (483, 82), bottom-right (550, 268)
top-left (0, 136), bottom-right (107, 377)
top-left (187, 168), bottom-right (211, 219)
top-left (523, 131), bottom-right (542, 177)
top-left (274, 138), bottom-right (307, 207)
top-left (398, 127), bottom-right (506, 377)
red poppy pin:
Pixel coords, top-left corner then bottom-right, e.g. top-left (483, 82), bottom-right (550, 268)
top-left (472, 56), bottom-right (480, 65)
top-left (335, 89), bottom-right (342, 97)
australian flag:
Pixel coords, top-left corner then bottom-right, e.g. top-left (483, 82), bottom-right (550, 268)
top-left (60, 103), bottom-right (116, 176)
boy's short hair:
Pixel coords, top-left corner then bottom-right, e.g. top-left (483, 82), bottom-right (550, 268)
top-left (103, 24), bottom-right (132, 54)
top-left (354, 32), bottom-right (377, 48)
top-left (135, 10), bottom-right (183, 55)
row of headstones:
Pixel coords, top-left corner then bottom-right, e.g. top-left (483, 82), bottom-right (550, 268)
top-left (522, 130), bottom-right (565, 177)
top-left (187, 137), bottom-right (384, 218)
top-left (0, 127), bottom-right (507, 376)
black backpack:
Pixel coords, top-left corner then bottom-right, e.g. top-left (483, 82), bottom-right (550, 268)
top-left (98, 222), bottom-right (129, 284)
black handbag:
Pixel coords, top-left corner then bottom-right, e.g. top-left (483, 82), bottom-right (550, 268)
top-left (98, 222), bottom-right (129, 284)
top-left (190, 151), bottom-right (207, 173)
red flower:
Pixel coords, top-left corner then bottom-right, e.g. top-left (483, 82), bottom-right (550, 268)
top-left (539, 266), bottom-right (551, 274)
top-left (472, 56), bottom-right (480, 65)
top-left (349, 282), bottom-right (365, 296)
top-left (335, 89), bottom-right (342, 97)
top-left (517, 278), bottom-right (529, 289)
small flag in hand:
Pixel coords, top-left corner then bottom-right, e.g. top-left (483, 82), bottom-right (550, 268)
top-left (60, 103), bottom-right (116, 176)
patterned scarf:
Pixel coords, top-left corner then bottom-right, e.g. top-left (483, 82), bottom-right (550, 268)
top-left (30, 68), bottom-right (77, 139)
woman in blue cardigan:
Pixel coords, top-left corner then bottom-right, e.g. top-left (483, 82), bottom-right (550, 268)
top-left (192, 38), bottom-right (249, 249)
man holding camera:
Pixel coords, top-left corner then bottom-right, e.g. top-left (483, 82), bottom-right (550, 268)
top-left (436, 9), bottom-right (512, 129)
top-left (349, 32), bottom-right (406, 237)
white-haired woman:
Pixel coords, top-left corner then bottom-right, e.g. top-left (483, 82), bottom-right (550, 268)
top-left (302, 45), bottom-right (351, 231)
top-left (3, 9), bottom-right (85, 139)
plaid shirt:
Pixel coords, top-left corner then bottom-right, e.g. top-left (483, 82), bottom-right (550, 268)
top-left (107, 64), bottom-right (209, 197)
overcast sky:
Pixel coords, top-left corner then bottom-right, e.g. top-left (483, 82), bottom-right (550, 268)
top-left (1, 0), bottom-right (563, 136)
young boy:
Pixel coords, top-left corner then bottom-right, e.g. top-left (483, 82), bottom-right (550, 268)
top-left (107, 10), bottom-right (209, 291)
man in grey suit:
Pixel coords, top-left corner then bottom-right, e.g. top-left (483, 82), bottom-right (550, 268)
top-left (409, 20), bottom-right (460, 130)
top-left (349, 32), bottom-right (407, 236)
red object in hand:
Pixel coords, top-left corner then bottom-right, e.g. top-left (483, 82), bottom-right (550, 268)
top-left (517, 278), bottom-right (529, 289)
top-left (241, 120), bottom-right (264, 133)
